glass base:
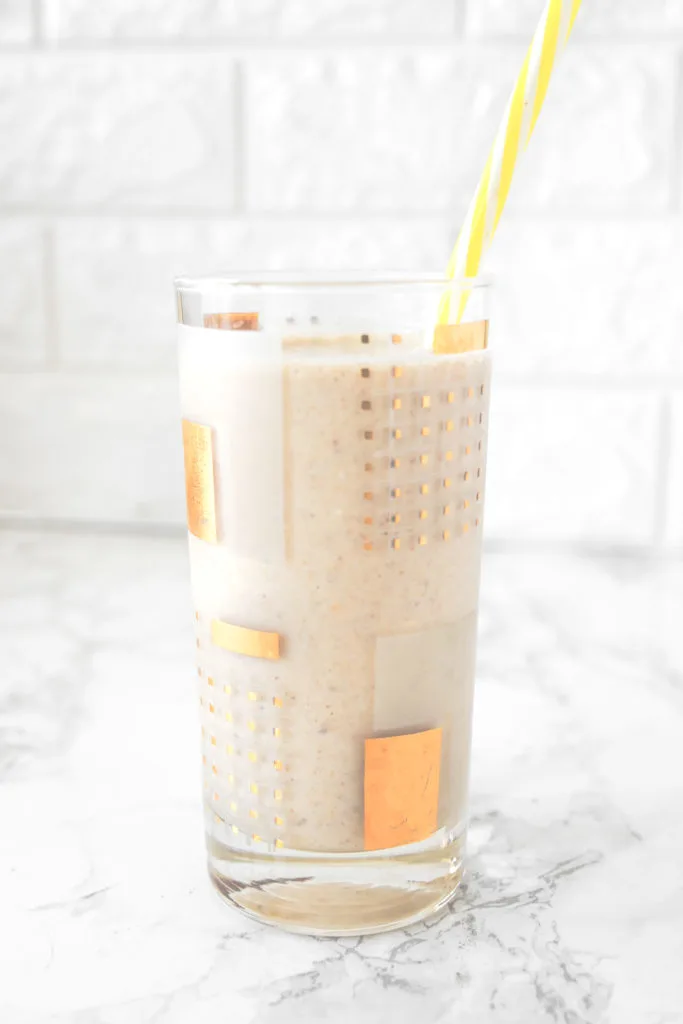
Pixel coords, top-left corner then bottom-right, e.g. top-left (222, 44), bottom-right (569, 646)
top-left (207, 828), bottom-right (465, 936)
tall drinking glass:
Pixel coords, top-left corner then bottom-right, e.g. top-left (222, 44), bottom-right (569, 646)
top-left (175, 272), bottom-right (492, 935)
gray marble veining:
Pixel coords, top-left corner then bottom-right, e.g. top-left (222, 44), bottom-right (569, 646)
top-left (1, 530), bottom-right (682, 1023)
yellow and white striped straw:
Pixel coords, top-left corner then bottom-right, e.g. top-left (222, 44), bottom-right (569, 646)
top-left (439, 0), bottom-right (583, 326)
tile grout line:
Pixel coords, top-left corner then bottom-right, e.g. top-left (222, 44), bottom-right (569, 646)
top-left (233, 61), bottom-right (245, 214)
top-left (454, 0), bottom-right (467, 39)
top-left (652, 393), bottom-right (673, 550)
top-left (0, 207), bottom-right (679, 223)
top-left (42, 221), bottom-right (60, 370)
top-left (31, 0), bottom-right (42, 45)
top-left (0, 37), bottom-right (679, 54)
top-left (670, 49), bottom-right (683, 214)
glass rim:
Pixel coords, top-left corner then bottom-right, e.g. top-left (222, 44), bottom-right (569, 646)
top-left (174, 269), bottom-right (493, 293)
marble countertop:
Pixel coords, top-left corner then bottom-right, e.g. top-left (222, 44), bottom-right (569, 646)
top-left (1, 528), bottom-right (682, 1024)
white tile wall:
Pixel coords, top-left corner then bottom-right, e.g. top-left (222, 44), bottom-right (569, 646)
top-left (485, 387), bottom-right (663, 546)
top-left (505, 46), bottom-right (677, 214)
top-left (0, 55), bottom-right (235, 209)
top-left (0, 1), bottom-right (681, 550)
top-left (0, 221), bottom-right (46, 367)
top-left (43, 0), bottom-right (460, 39)
top-left (0, 373), bottom-right (183, 525)
top-left (0, 1), bottom-right (33, 43)
top-left (489, 220), bottom-right (683, 378)
top-left (245, 50), bottom-right (519, 213)
top-left (665, 397), bottom-right (683, 548)
top-left (466, 1), bottom-right (683, 36)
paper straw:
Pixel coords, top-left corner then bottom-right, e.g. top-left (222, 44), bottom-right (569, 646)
top-left (439, 0), bottom-right (583, 326)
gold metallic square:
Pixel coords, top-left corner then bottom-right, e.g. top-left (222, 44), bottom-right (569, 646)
top-left (443, 477), bottom-right (452, 488)
top-left (364, 728), bottom-right (441, 851)
top-left (394, 428), bottom-right (402, 440)
top-left (446, 421), bottom-right (454, 432)
top-left (420, 454), bottom-right (428, 465)
top-left (391, 457), bottom-right (401, 468)
top-left (392, 398), bottom-right (402, 410)
top-left (419, 509), bottom-right (428, 520)
top-left (364, 491), bottom-right (373, 501)
top-left (421, 426), bottom-right (430, 437)
top-left (418, 535), bottom-right (427, 546)
top-left (211, 620), bottom-right (281, 661)
top-left (447, 391), bottom-right (455, 404)
top-left (203, 312), bottom-right (259, 331)
top-left (392, 333), bottom-right (402, 345)
top-left (422, 396), bottom-right (431, 409)
top-left (392, 513), bottom-right (401, 524)
top-left (364, 515), bottom-right (373, 525)
top-left (274, 759), bottom-right (283, 771)
top-left (363, 541), bottom-right (373, 552)
top-left (392, 538), bottom-right (401, 550)
top-left (433, 320), bottom-right (488, 354)
top-left (273, 696), bottom-right (283, 708)
top-left (443, 529), bottom-right (451, 541)
top-left (182, 419), bottom-right (217, 543)
top-left (392, 366), bottom-right (403, 378)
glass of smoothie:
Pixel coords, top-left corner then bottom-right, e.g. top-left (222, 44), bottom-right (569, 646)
top-left (175, 272), bottom-right (491, 935)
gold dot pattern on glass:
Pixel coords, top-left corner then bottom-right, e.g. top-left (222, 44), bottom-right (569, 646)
top-left (195, 622), bottom-right (288, 849)
top-left (354, 355), bottom-right (489, 553)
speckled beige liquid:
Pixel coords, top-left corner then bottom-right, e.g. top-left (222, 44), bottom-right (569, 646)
top-left (177, 277), bottom-right (491, 934)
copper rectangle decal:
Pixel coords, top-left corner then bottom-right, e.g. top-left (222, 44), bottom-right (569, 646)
top-left (364, 727), bottom-right (441, 851)
top-left (181, 419), bottom-right (217, 543)
top-left (203, 312), bottom-right (259, 331)
top-left (211, 620), bottom-right (281, 661)
top-left (433, 319), bottom-right (488, 355)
